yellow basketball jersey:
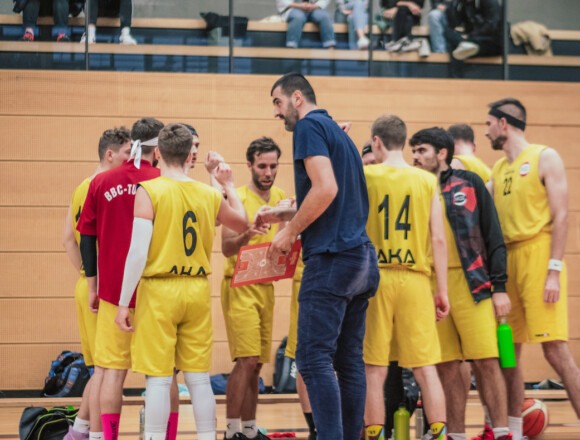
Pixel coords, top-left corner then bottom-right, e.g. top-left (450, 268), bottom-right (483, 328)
top-left (224, 185), bottom-right (286, 277)
top-left (71, 177), bottom-right (92, 276)
top-left (364, 164), bottom-right (437, 275)
top-left (454, 155), bottom-right (492, 183)
top-left (491, 144), bottom-right (552, 244)
top-left (294, 253), bottom-right (304, 281)
top-left (139, 177), bottom-right (222, 278)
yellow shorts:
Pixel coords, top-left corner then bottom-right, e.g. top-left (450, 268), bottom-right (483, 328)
top-left (506, 233), bottom-right (568, 343)
top-left (285, 278), bottom-right (301, 359)
top-left (74, 276), bottom-right (98, 366)
top-left (132, 277), bottom-right (212, 376)
top-left (94, 299), bottom-right (133, 370)
top-left (221, 277), bottom-right (274, 363)
top-left (363, 268), bottom-right (441, 368)
top-left (436, 268), bottom-right (498, 362)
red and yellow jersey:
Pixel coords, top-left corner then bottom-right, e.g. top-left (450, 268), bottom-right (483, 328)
top-left (491, 144), bottom-right (551, 244)
top-left (364, 164), bottom-right (437, 275)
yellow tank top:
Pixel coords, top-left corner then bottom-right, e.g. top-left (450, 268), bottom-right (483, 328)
top-left (491, 144), bottom-right (552, 244)
top-left (364, 164), bottom-right (437, 275)
top-left (454, 155), bottom-right (491, 183)
top-left (71, 177), bottom-right (92, 276)
top-left (224, 185), bottom-right (286, 277)
top-left (139, 177), bottom-right (222, 278)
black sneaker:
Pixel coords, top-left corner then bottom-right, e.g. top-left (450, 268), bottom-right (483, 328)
top-left (251, 433), bottom-right (271, 440)
top-left (224, 434), bottom-right (249, 440)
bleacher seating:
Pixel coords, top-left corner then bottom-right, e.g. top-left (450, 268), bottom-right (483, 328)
top-left (1, 15), bottom-right (579, 80)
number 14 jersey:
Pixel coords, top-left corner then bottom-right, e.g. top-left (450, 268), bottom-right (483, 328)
top-left (364, 164), bottom-right (437, 276)
top-left (139, 177), bottom-right (223, 278)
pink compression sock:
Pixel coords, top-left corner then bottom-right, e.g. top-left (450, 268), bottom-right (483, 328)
top-left (165, 412), bottom-right (179, 440)
top-left (101, 414), bottom-right (120, 440)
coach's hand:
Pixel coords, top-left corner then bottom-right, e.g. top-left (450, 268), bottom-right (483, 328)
top-left (544, 270), bottom-right (561, 303)
top-left (267, 226), bottom-right (296, 265)
top-left (492, 292), bottom-right (511, 317)
top-left (434, 291), bottom-right (450, 322)
top-left (115, 306), bottom-right (135, 333)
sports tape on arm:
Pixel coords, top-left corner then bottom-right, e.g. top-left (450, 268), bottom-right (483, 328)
top-left (118, 217), bottom-right (153, 307)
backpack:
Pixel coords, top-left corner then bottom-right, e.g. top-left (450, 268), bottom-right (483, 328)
top-left (272, 337), bottom-right (297, 393)
top-left (41, 351), bottom-right (91, 398)
top-left (19, 406), bottom-right (78, 440)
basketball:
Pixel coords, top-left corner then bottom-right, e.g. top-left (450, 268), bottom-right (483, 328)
top-left (522, 398), bottom-right (549, 438)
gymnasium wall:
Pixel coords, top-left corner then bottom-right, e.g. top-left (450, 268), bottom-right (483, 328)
top-left (1, 70), bottom-right (579, 390)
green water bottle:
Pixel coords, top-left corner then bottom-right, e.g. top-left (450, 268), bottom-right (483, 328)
top-left (394, 404), bottom-right (410, 440)
top-left (497, 317), bottom-right (516, 368)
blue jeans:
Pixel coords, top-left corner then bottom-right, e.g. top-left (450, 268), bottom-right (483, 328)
top-left (334, 0), bottom-right (368, 50)
top-left (296, 242), bottom-right (380, 440)
top-left (428, 8), bottom-right (448, 53)
top-left (286, 8), bottom-right (336, 48)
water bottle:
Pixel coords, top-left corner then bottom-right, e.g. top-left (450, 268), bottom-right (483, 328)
top-left (139, 406), bottom-right (145, 440)
top-left (415, 399), bottom-right (424, 439)
top-left (497, 317), bottom-right (516, 368)
top-left (394, 404), bottom-right (410, 440)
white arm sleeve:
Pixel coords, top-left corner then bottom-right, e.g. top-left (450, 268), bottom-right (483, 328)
top-left (118, 217), bottom-right (153, 307)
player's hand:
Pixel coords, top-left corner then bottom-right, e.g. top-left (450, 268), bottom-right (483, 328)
top-left (434, 291), bottom-right (450, 322)
top-left (88, 289), bottom-right (99, 313)
top-left (338, 122), bottom-right (352, 133)
top-left (214, 162), bottom-right (235, 188)
top-left (204, 151), bottom-right (225, 173)
top-left (544, 270), bottom-right (561, 303)
top-left (115, 306), bottom-right (134, 332)
top-left (277, 198), bottom-right (296, 209)
top-left (267, 226), bottom-right (296, 265)
top-left (254, 205), bottom-right (278, 226)
top-left (250, 219), bottom-right (269, 236)
top-left (491, 292), bottom-right (511, 318)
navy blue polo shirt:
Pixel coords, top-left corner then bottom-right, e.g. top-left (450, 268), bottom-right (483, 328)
top-left (293, 109), bottom-right (370, 259)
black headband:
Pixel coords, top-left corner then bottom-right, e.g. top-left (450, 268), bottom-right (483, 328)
top-left (488, 108), bottom-right (526, 131)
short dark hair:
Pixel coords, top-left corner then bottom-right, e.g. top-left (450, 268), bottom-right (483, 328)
top-left (448, 123), bottom-right (474, 143)
top-left (158, 123), bottom-right (193, 166)
top-left (180, 123), bottom-right (198, 137)
top-left (488, 97), bottom-right (527, 124)
top-left (131, 117), bottom-right (164, 154)
top-left (246, 137), bottom-right (282, 164)
top-left (361, 142), bottom-right (373, 157)
top-left (409, 127), bottom-right (455, 165)
top-left (270, 72), bottom-right (317, 105)
top-left (97, 126), bottom-right (131, 161)
top-left (371, 115), bottom-right (407, 150)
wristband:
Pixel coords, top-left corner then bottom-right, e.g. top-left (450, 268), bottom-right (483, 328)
top-left (548, 259), bottom-right (563, 272)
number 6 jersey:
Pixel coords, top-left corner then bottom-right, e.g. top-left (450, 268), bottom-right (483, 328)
top-left (139, 176), bottom-right (223, 278)
top-left (364, 164), bottom-right (437, 275)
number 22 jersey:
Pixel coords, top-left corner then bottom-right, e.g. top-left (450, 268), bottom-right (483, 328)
top-left (139, 177), bottom-right (223, 278)
top-left (364, 164), bottom-right (437, 276)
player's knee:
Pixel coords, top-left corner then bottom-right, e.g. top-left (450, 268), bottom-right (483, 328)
top-left (542, 340), bottom-right (567, 367)
top-left (237, 356), bottom-right (260, 372)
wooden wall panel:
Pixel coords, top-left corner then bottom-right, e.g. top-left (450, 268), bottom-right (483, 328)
top-left (1, 71), bottom-right (580, 390)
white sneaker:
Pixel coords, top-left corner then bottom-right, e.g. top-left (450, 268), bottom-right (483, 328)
top-left (385, 37), bottom-right (408, 52)
top-left (452, 41), bottom-right (480, 60)
top-left (80, 32), bottom-right (95, 44)
top-left (357, 35), bottom-right (370, 50)
top-left (400, 38), bottom-right (422, 52)
top-left (120, 27), bottom-right (137, 45)
top-left (418, 38), bottom-right (431, 57)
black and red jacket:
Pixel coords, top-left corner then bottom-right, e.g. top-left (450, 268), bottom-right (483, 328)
top-left (439, 167), bottom-right (507, 303)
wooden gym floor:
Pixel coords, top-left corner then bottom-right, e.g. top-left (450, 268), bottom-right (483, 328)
top-left (1, 392), bottom-right (579, 439)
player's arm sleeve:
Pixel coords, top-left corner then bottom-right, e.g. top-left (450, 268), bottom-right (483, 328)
top-left (79, 234), bottom-right (98, 277)
top-left (118, 217), bottom-right (154, 307)
top-left (474, 174), bottom-right (507, 293)
top-left (293, 119), bottom-right (330, 161)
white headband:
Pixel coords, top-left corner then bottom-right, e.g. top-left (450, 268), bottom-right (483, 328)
top-left (130, 137), bottom-right (158, 169)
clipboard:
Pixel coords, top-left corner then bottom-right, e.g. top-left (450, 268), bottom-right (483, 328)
top-left (231, 240), bottom-right (302, 287)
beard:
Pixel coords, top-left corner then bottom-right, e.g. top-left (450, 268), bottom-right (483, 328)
top-left (490, 135), bottom-right (507, 151)
top-left (283, 105), bottom-right (299, 132)
top-left (252, 172), bottom-right (274, 192)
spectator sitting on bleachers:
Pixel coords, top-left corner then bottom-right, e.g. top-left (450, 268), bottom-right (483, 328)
top-left (427, 0), bottom-right (453, 53)
top-left (334, 0), bottom-right (369, 50)
top-left (377, 0), bottom-right (426, 52)
top-left (81, 0), bottom-right (136, 44)
top-left (430, 0), bottom-right (502, 60)
top-left (19, 0), bottom-right (70, 42)
top-left (277, 0), bottom-right (336, 49)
